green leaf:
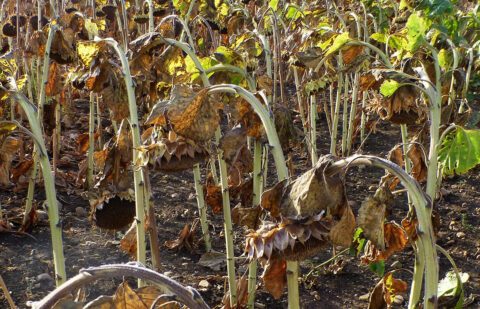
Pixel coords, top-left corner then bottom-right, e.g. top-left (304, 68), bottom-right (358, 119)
top-left (439, 128), bottom-right (480, 174)
top-left (369, 260), bottom-right (385, 277)
top-left (370, 33), bottom-right (387, 43)
top-left (324, 32), bottom-right (351, 58)
top-left (285, 7), bottom-right (300, 19)
top-left (438, 270), bottom-right (468, 308)
top-left (425, 0), bottom-right (454, 19)
top-left (406, 13), bottom-right (430, 52)
top-left (438, 49), bottom-right (452, 69)
top-left (380, 80), bottom-right (402, 97)
top-left (269, 0), bottom-right (279, 11)
top-left (213, 46), bottom-right (244, 68)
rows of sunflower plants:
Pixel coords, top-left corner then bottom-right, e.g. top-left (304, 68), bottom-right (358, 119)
top-left (0, 0), bottom-right (479, 308)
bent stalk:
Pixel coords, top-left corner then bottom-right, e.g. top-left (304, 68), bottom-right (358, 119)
top-left (8, 90), bottom-right (66, 286)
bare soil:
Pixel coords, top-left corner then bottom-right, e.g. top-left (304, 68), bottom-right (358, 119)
top-left (1, 108), bottom-right (480, 308)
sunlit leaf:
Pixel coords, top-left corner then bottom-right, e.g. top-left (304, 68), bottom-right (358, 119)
top-left (370, 33), bottom-right (387, 43)
top-left (439, 127), bottom-right (480, 174)
top-left (325, 32), bottom-right (351, 58)
top-left (380, 80), bottom-right (402, 97)
top-left (406, 13), bottom-right (430, 52)
top-left (438, 270), bottom-right (469, 298)
top-left (77, 41), bottom-right (104, 67)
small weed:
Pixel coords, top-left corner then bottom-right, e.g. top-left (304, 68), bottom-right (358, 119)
top-left (461, 214), bottom-right (478, 233)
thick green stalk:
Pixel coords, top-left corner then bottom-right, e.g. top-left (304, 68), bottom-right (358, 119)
top-left (341, 74), bottom-right (350, 156)
top-left (417, 44), bottom-right (442, 205)
top-left (346, 73), bottom-right (359, 156)
top-left (208, 84), bottom-right (291, 307)
top-left (409, 239), bottom-right (425, 308)
top-left (293, 67), bottom-right (312, 154)
top-left (23, 158), bottom-right (38, 225)
top-left (217, 148), bottom-right (237, 306)
top-left (247, 140), bottom-right (263, 308)
top-left (286, 261), bottom-right (299, 309)
top-left (38, 24), bottom-right (57, 123)
top-left (9, 91), bottom-right (66, 286)
top-left (193, 164), bottom-right (211, 251)
top-left (400, 124), bottom-right (412, 174)
top-left (360, 91), bottom-right (367, 146)
top-left (309, 95), bottom-right (318, 165)
top-left (101, 39), bottom-right (147, 282)
top-left (330, 69), bottom-right (343, 155)
top-left (87, 92), bottom-right (95, 190)
top-left (327, 155), bottom-right (438, 309)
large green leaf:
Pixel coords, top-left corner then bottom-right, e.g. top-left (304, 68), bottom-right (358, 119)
top-left (406, 13), bottom-right (430, 52)
top-left (438, 127), bottom-right (480, 174)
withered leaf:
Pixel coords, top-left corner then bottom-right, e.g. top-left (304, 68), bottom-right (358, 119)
top-left (112, 281), bottom-right (147, 308)
top-left (368, 271), bottom-right (408, 309)
top-left (357, 196), bottom-right (386, 251)
top-left (10, 159), bottom-right (33, 183)
top-left (45, 62), bottom-right (63, 97)
top-left (232, 95), bottom-right (265, 139)
top-left (0, 136), bottom-right (22, 188)
top-left (261, 179), bottom-right (288, 220)
top-left (231, 204), bottom-right (262, 229)
top-left (203, 183), bottom-right (223, 215)
top-left (164, 221), bottom-right (197, 253)
top-left (219, 125), bottom-right (247, 163)
top-left (382, 223), bottom-right (407, 259)
top-left (342, 45), bottom-right (364, 64)
top-left (120, 222), bottom-right (137, 257)
top-left (262, 259), bottom-right (287, 299)
top-left (263, 155), bottom-right (347, 220)
top-left (167, 84), bottom-right (221, 142)
top-left (329, 206), bottom-right (356, 247)
top-left (222, 273), bottom-right (248, 309)
top-left (407, 144), bottom-right (427, 183)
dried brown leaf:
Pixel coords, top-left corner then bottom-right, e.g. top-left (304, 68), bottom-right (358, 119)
top-left (262, 259), bottom-right (287, 299)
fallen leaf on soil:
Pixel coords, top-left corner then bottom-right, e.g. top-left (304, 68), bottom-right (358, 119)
top-left (262, 258), bottom-right (287, 299)
top-left (164, 220), bottom-right (197, 253)
top-left (198, 251), bottom-right (226, 271)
